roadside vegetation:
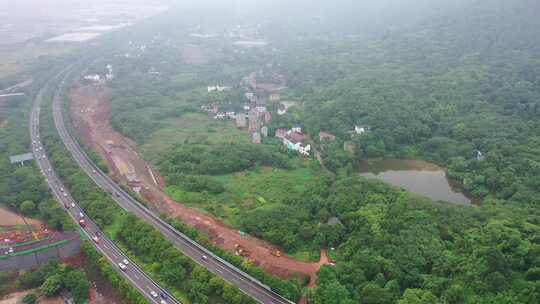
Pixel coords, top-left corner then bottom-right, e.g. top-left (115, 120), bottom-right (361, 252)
top-left (14, 260), bottom-right (89, 303)
top-left (0, 64), bottom-right (73, 230)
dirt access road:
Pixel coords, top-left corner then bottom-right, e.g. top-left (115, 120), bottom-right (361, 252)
top-left (69, 84), bottom-right (327, 287)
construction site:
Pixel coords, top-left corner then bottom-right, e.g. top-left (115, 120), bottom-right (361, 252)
top-left (0, 207), bottom-right (51, 251)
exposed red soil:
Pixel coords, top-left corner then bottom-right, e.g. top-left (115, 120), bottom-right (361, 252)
top-left (0, 207), bottom-right (58, 247)
top-left (69, 84), bottom-right (328, 293)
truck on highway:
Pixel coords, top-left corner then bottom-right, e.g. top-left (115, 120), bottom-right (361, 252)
top-left (79, 219), bottom-right (86, 227)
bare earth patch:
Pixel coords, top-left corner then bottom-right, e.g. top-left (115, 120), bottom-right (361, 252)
top-left (0, 207), bottom-right (42, 226)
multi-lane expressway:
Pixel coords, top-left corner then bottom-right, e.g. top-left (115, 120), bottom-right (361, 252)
top-left (49, 68), bottom-right (294, 304)
top-left (30, 78), bottom-right (180, 304)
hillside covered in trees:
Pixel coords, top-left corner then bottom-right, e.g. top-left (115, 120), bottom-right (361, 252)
top-left (5, 0), bottom-right (537, 303)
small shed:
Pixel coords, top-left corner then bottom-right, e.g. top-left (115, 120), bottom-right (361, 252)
top-left (235, 113), bottom-right (247, 128)
top-left (319, 131), bottom-right (336, 142)
top-left (327, 216), bottom-right (342, 227)
top-left (252, 132), bottom-right (262, 144)
top-left (344, 141), bottom-right (356, 153)
top-left (261, 126), bottom-right (268, 137)
top-left (9, 153), bottom-right (34, 165)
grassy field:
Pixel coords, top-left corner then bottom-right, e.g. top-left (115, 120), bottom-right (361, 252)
top-left (165, 163), bottom-right (320, 227)
top-left (140, 113), bottom-right (251, 162)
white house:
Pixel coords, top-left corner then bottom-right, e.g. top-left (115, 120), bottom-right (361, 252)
top-left (283, 132), bottom-right (310, 156)
top-left (83, 74), bottom-right (101, 82)
top-left (208, 85), bottom-right (229, 93)
top-left (354, 125), bottom-right (369, 135)
top-left (476, 150), bottom-right (485, 161)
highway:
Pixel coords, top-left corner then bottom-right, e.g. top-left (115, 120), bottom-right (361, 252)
top-left (50, 69), bottom-right (295, 304)
top-left (30, 74), bottom-right (180, 304)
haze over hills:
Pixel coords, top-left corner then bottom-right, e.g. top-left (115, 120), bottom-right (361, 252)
top-left (1, 1), bottom-right (540, 304)
top-left (0, 0), bottom-right (168, 45)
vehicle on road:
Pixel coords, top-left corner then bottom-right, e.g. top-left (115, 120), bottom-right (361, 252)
top-left (79, 212), bottom-right (84, 218)
top-left (122, 258), bottom-right (129, 265)
top-left (71, 202), bottom-right (75, 208)
top-left (64, 202), bottom-right (70, 209)
top-left (78, 219), bottom-right (86, 227)
top-left (63, 193), bottom-right (68, 197)
top-left (202, 254), bottom-right (208, 260)
top-left (92, 169), bottom-right (96, 173)
top-left (92, 236), bottom-right (99, 243)
top-left (150, 291), bottom-right (158, 298)
top-left (118, 262), bottom-right (127, 271)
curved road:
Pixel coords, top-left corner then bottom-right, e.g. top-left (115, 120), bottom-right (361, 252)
top-left (51, 69), bottom-right (294, 304)
top-left (30, 72), bottom-right (180, 304)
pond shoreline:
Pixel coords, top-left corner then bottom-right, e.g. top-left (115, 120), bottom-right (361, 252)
top-left (357, 158), bottom-right (476, 204)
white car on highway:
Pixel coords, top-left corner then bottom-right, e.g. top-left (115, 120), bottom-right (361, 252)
top-left (150, 291), bottom-right (158, 298)
top-left (122, 258), bottom-right (129, 265)
top-left (70, 202), bottom-right (75, 208)
top-left (118, 262), bottom-right (127, 271)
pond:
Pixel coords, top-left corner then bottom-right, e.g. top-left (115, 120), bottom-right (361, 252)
top-left (358, 158), bottom-right (471, 204)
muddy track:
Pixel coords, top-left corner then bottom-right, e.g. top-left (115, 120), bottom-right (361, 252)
top-left (69, 84), bottom-right (327, 287)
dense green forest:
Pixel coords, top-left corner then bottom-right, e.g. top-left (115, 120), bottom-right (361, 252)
top-left (14, 261), bottom-right (89, 303)
top-left (83, 1), bottom-right (540, 303)
top-left (2, 0), bottom-right (539, 303)
top-left (275, 0), bottom-right (540, 207)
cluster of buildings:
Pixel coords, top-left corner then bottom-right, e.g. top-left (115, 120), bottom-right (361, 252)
top-left (275, 126), bottom-right (311, 156)
top-left (234, 98), bottom-right (273, 144)
top-left (200, 104), bottom-right (236, 120)
top-left (82, 64), bottom-right (114, 84)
